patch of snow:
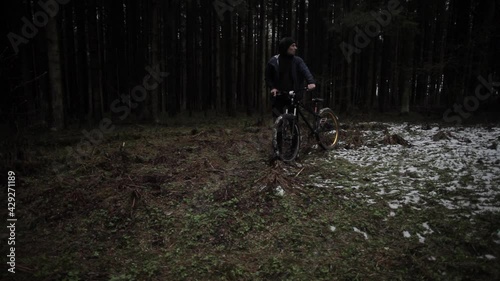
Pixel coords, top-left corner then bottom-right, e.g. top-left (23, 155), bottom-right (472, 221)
top-left (388, 202), bottom-right (400, 209)
top-left (353, 227), bottom-right (369, 240)
top-left (403, 231), bottom-right (411, 238)
top-left (403, 190), bottom-right (422, 204)
top-left (312, 183), bottom-right (328, 188)
top-left (422, 222), bottom-right (434, 235)
top-left (417, 233), bottom-right (426, 243)
top-left (275, 186), bottom-right (285, 196)
top-left (440, 199), bottom-right (459, 210)
top-left (307, 124), bottom-right (500, 218)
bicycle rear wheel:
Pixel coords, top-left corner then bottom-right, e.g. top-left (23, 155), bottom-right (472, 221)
top-left (273, 114), bottom-right (300, 162)
top-left (316, 108), bottom-right (340, 150)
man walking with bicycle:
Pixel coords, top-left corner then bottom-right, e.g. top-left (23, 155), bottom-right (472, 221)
top-left (265, 37), bottom-right (316, 119)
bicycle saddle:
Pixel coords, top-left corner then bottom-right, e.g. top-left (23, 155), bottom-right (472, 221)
top-left (312, 98), bottom-right (324, 102)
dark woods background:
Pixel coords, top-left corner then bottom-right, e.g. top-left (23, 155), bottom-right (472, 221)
top-left (1, 0), bottom-right (499, 131)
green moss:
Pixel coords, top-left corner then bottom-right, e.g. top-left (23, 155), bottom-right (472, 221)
top-left (11, 120), bottom-right (500, 281)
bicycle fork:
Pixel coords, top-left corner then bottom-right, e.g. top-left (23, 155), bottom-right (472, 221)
top-left (284, 106), bottom-right (298, 135)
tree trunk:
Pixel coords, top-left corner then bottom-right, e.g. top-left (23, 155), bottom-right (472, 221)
top-left (365, 41), bottom-right (375, 110)
top-left (297, 0), bottom-right (306, 54)
top-left (344, 31), bottom-right (353, 113)
top-left (400, 26), bottom-right (415, 115)
top-left (289, 0), bottom-right (296, 38)
top-left (379, 35), bottom-right (392, 112)
top-left (151, 0), bottom-right (160, 122)
top-left (237, 15), bottom-right (244, 109)
top-left (87, 0), bottom-right (102, 123)
top-left (260, 0), bottom-right (268, 116)
top-left (245, 3), bottom-right (255, 115)
top-left (390, 26), bottom-right (400, 110)
top-left (201, 0), bottom-right (213, 114)
top-left (223, 13), bottom-right (235, 116)
top-left (46, 17), bottom-right (65, 130)
top-left (96, 3), bottom-right (105, 115)
top-left (61, 6), bottom-right (74, 122)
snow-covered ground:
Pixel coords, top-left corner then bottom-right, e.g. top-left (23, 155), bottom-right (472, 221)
top-left (309, 123), bottom-right (500, 216)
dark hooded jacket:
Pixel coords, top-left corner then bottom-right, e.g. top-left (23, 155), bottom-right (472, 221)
top-left (265, 38), bottom-right (315, 93)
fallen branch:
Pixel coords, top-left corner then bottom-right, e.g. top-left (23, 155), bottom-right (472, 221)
top-left (295, 167), bottom-right (305, 177)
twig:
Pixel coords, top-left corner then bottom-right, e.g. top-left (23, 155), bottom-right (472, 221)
top-left (204, 157), bottom-right (215, 169)
top-left (295, 167), bottom-right (305, 177)
top-left (190, 130), bottom-right (206, 138)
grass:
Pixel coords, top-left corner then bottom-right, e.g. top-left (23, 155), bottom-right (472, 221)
top-left (2, 115), bottom-right (499, 280)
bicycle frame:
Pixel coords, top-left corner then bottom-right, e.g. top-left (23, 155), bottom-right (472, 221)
top-left (283, 91), bottom-right (322, 136)
top-left (296, 103), bottom-right (321, 135)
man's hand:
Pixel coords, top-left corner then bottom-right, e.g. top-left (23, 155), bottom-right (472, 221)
top-left (271, 88), bottom-right (278, 97)
top-left (307, 84), bottom-right (316, 90)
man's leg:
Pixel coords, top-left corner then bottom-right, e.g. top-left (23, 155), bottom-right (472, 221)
top-left (271, 96), bottom-right (284, 121)
top-left (272, 96), bottom-right (286, 156)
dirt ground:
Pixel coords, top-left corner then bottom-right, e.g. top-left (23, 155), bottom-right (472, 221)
top-left (1, 113), bottom-right (499, 280)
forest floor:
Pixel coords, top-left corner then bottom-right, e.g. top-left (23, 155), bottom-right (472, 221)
top-left (2, 112), bottom-right (500, 280)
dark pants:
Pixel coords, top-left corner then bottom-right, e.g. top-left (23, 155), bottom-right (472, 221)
top-left (271, 94), bottom-right (292, 119)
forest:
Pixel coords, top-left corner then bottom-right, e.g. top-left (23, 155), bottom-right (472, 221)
top-left (1, 0), bottom-right (500, 280)
top-left (2, 0), bottom-right (498, 130)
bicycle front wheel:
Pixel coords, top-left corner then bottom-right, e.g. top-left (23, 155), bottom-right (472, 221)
top-left (273, 114), bottom-right (300, 162)
top-left (316, 108), bottom-right (339, 150)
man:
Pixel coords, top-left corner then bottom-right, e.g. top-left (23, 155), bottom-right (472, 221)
top-left (265, 37), bottom-right (316, 119)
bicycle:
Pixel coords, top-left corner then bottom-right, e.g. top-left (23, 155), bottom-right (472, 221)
top-left (272, 88), bottom-right (340, 162)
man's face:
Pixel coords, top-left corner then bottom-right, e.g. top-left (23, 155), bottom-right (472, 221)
top-left (287, 43), bottom-right (297, 55)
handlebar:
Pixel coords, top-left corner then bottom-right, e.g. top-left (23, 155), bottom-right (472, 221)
top-left (274, 87), bottom-right (310, 97)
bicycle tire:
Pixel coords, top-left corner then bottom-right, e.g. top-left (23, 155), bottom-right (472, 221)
top-left (272, 114), bottom-right (301, 162)
top-left (316, 108), bottom-right (340, 150)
